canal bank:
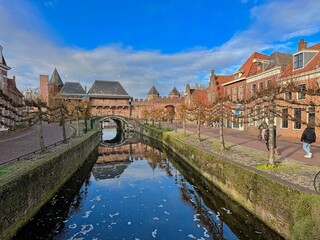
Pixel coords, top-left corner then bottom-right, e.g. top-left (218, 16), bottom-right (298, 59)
top-left (139, 124), bottom-right (320, 240)
top-left (0, 131), bottom-right (100, 240)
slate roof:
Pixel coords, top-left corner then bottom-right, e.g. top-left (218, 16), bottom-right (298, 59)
top-left (265, 52), bottom-right (292, 71)
top-left (59, 82), bottom-right (86, 96)
top-left (0, 46), bottom-right (10, 71)
top-left (147, 86), bottom-right (159, 96)
top-left (48, 68), bottom-right (64, 86)
top-left (87, 80), bottom-right (131, 99)
top-left (169, 86), bottom-right (180, 96)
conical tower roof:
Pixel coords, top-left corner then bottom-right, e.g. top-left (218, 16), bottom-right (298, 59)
top-left (48, 68), bottom-right (63, 86)
top-left (169, 86), bottom-right (180, 96)
top-left (147, 86), bottom-right (159, 96)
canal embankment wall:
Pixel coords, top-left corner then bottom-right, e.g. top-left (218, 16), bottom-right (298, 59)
top-left (138, 124), bottom-right (320, 240)
top-left (0, 131), bottom-right (100, 240)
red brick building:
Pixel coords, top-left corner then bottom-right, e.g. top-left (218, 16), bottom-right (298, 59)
top-left (0, 45), bottom-right (24, 131)
top-left (206, 39), bottom-right (320, 140)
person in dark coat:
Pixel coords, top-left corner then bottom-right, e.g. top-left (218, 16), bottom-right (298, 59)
top-left (301, 124), bottom-right (316, 158)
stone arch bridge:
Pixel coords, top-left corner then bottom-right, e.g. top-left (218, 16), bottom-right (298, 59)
top-left (99, 115), bottom-right (136, 132)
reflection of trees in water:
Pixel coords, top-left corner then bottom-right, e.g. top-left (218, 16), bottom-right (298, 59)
top-left (175, 174), bottom-right (224, 240)
top-left (143, 147), bottom-right (174, 178)
top-left (13, 151), bottom-right (97, 239)
top-left (169, 153), bottom-right (283, 240)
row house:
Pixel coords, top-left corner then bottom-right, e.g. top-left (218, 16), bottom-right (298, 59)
top-left (277, 39), bottom-right (320, 139)
top-left (0, 45), bottom-right (24, 132)
top-left (220, 52), bottom-right (269, 130)
top-left (208, 39), bottom-right (320, 139)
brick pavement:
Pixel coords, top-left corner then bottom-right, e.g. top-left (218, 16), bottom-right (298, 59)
top-left (185, 124), bottom-right (320, 167)
top-left (178, 124), bottom-right (320, 193)
top-left (0, 123), bottom-right (74, 164)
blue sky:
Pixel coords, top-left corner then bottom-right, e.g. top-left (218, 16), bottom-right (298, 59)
top-left (1, 0), bottom-right (320, 98)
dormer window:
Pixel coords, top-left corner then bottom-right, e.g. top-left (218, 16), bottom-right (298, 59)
top-left (294, 53), bottom-right (303, 69)
top-left (293, 51), bottom-right (318, 70)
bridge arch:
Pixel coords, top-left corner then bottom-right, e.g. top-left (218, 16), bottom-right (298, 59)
top-left (99, 115), bottom-right (134, 132)
top-left (100, 116), bottom-right (135, 147)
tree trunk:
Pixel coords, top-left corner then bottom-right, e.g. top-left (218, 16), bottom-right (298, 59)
top-left (60, 108), bottom-right (67, 143)
top-left (219, 104), bottom-right (226, 150)
top-left (76, 114), bottom-right (80, 137)
top-left (38, 111), bottom-right (45, 153)
top-left (197, 114), bottom-right (201, 141)
top-left (183, 117), bottom-right (186, 135)
top-left (268, 103), bottom-right (276, 165)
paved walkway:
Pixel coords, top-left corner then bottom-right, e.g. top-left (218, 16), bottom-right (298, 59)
top-left (176, 124), bottom-right (320, 193)
top-left (0, 123), bottom-right (74, 165)
top-left (184, 124), bottom-right (320, 166)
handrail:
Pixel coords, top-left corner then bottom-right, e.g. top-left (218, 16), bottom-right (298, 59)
top-left (0, 124), bottom-right (77, 167)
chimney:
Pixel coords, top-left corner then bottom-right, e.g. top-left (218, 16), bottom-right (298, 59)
top-left (298, 39), bottom-right (307, 51)
top-left (186, 83), bottom-right (190, 93)
top-left (12, 76), bottom-right (16, 85)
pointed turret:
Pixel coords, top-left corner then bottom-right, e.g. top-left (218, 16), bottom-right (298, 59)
top-left (48, 68), bottom-right (64, 106)
top-left (147, 86), bottom-right (159, 100)
top-left (168, 86), bottom-right (180, 99)
top-left (48, 68), bottom-right (64, 86)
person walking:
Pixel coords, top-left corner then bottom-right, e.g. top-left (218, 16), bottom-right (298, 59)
top-left (301, 124), bottom-right (316, 158)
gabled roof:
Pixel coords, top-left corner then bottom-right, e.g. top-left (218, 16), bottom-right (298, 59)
top-left (87, 80), bottom-right (131, 99)
top-left (147, 86), bottom-right (159, 95)
top-left (60, 82), bottom-right (86, 95)
top-left (0, 46), bottom-right (11, 71)
top-left (215, 75), bottom-right (233, 94)
top-left (237, 52), bottom-right (269, 78)
top-left (265, 52), bottom-right (292, 71)
top-left (281, 43), bottom-right (320, 78)
top-left (169, 86), bottom-right (180, 96)
top-left (48, 68), bottom-right (64, 86)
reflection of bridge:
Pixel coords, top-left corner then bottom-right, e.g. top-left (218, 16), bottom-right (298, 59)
top-left (97, 143), bottom-right (146, 163)
top-left (100, 130), bottom-right (138, 148)
top-left (94, 142), bottom-right (166, 181)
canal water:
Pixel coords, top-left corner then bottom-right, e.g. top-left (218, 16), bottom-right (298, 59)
top-left (14, 129), bottom-right (283, 240)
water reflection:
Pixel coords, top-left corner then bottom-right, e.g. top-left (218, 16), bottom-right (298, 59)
top-left (101, 127), bottom-right (117, 141)
top-left (14, 138), bottom-right (282, 240)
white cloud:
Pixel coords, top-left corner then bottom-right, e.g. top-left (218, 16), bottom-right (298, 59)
top-left (0, 0), bottom-right (319, 98)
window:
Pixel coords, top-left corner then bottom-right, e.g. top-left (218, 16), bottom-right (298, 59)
top-left (294, 53), bottom-right (303, 69)
top-left (232, 87), bottom-right (237, 101)
top-left (248, 109), bottom-right (254, 126)
top-left (282, 108), bottom-right (288, 128)
top-left (258, 82), bottom-right (264, 92)
top-left (284, 91), bottom-right (292, 100)
top-left (308, 106), bottom-right (316, 126)
top-left (227, 89), bottom-right (231, 98)
top-left (238, 86), bottom-right (243, 100)
top-left (266, 80), bottom-right (272, 89)
top-left (255, 106), bottom-right (261, 127)
top-left (297, 84), bottom-right (306, 100)
top-left (251, 84), bottom-right (257, 97)
top-left (293, 108), bottom-right (302, 129)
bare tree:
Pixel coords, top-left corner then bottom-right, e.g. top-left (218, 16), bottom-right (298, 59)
top-left (49, 99), bottom-right (69, 143)
top-left (177, 102), bottom-right (188, 134)
top-left (25, 98), bottom-right (48, 153)
top-left (186, 90), bottom-right (210, 141)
